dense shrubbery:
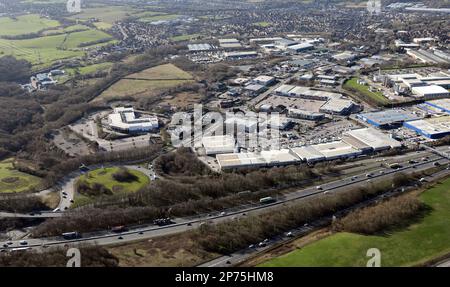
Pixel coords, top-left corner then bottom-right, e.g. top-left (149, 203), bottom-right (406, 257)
top-left (76, 181), bottom-right (112, 197)
top-left (0, 56), bottom-right (31, 82)
top-left (112, 167), bottom-right (138, 183)
top-left (0, 246), bottom-right (118, 267)
top-left (0, 195), bottom-right (49, 213)
top-left (332, 194), bottom-right (426, 235)
top-left (154, 147), bottom-right (210, 176)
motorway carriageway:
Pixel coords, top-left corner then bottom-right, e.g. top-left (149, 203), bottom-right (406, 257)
top-left (1, 147), bottom-right (449, 252)
top-left (1, 145), bottom-right (446, 220)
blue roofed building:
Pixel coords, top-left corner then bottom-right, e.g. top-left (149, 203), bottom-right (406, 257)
top-left (357, 109), bottom-right (421, 129)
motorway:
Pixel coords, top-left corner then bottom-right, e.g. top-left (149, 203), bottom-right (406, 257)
top-left (1, 146), bottom-right (449, 253)
top-left (200, 166), bottom-right (450, 267)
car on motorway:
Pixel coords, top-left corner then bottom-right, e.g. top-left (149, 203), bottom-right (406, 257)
top-left (53, 208), bottom-right (60, 212)
top-left (258, 242), bottom-right (267, 247)
top-left (366, 173), bottom-right (372, 178)
top-left (111, 226), bottom-right (128, 233)
top-left (409, 160), bottom-right (417, 164)
top-left (419, 178), bottom-right (427, 183)
top-left (153, 218), bottom-right (175, 226)
top-left (2, 244), bottom-right (8, 248)
top-left (316, 186), bottom-right (322, 190)
top-left (19, 240), bottom-right (28, 246)
top-left (219, 211), bottom-right (227, 216)
top-left (434, 162), bottom-right (441, 166)
top-left (62, 232), bottom-right (81, 240)
top-left (259, 197), bottom-right (277, 204)
top-left (286, 232), bottom-right (294, 238)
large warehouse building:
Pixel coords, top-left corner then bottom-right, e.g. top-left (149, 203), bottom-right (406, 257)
top-left (403, 116), bottom-right (450, 139)
top-left (201, 135), bottom-right (236, 155)
top-left (411, 85), bottom-right (450, 99)
top-left (215, 128), bottom-right (401, 169)
top-left (108, 107), bottom-right (159, 133)
top-left (273, 84), bottom-right (357, 115)
top-left (425, 99), bottom-right (450, 114)
top-left (343, 128), bottom-right (402, 151)
top-left (357, 109), bottom-right (420, 129)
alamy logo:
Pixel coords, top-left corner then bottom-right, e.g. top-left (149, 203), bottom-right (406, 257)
top-left (66, 248), bottom-right (81, 267)
top-left (367, 0), bottom-right (382, 15)
top-left (366, 248), bottom-right (381, 267)
top-left (67, 0), bottom-right (81, 13)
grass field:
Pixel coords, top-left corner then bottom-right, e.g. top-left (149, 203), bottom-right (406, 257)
top-left (0, 14), bottom-right (60, 37)
top-left (254, 21), bottom-right (272, 27)
top-left (67, 6), bottom-right (138, 24)
top-left (74, 167), bottom-right (149, 206)
top-left (343, 77), bottom-right (391, 106)
top-left (260, 178), bottom-right (450, 267)
top-left (0, 29), bottom-right (115, 68)
top-left (96, 63), bottom-right (194, 101)
top-left (0, 159), bottom-right (41, 193)
top-left (171, 34), bottom-right (201, 42)
top-left (66, 62), bottom-right (114, 76)
top-left (93, 22), bottom-right (113, 30)
top-left (41, 24), bottom-right (90, 36)
top-left (135, 11), bottom-right (179, 22)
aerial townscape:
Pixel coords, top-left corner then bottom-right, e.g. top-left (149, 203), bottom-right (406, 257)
top-left (0, 0), bottom-right (449, 271)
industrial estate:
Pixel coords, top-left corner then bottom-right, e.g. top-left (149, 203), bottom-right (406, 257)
top-left (0, 0), bottom-right (449, 269)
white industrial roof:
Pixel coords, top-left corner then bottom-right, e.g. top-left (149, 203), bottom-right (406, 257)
top-left (201, 135), bottom-right (236, 155)
top-left (344, 128), bottom-right (401, 151)
top-left (288, 42), bottom-right (314, 51)
top-left (405, 116), bottom-right (450, 135)
top-left (108, 108), bottom-right (158, 131)
top-left (412, 85), bottom-right (449, 97)
top-left (320, 99), bottom-right (354, 113)
top-left (254, 75), bottom-right (275, 83)
top-left (274, 84), bottom-right (296, 95)
top-left (311, 141), bottom-right (362, 160)
top-left (219, 38), bottom-right (239, 43)
top-left (260, 149), bottom-right (300, 165)
top-left (290, 146), bottom-right (325, 162)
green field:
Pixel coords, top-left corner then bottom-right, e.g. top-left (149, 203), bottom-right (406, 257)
top-left (0, 29), bottom-right (116, 68)
top-left (93, 22), bottom-right (113, 30)
top-left (67, 62), bottom-right (114, 76)
top-left (41, 24), bottom-right (90, 36)
top-left (254, 21), bottom-right (272, 27)
top-left (96, 63), bottom-right (194, 101)
top-left (74, 167), bottom-right (149, 206)
top-left (260, 178), bottom-right (450, 267)
top-left (0, 14), bottom-right (60, 37)
top-left (138, 14), bottom-right (180, 23)
top-left (171, 34), bottom-right (201, 42)
top-left (68, 6), bottom-right (138, 24)
top-left (0, 159), bottom-right (41, 193)
top-left (343, 77), bottom-right (391, 106)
